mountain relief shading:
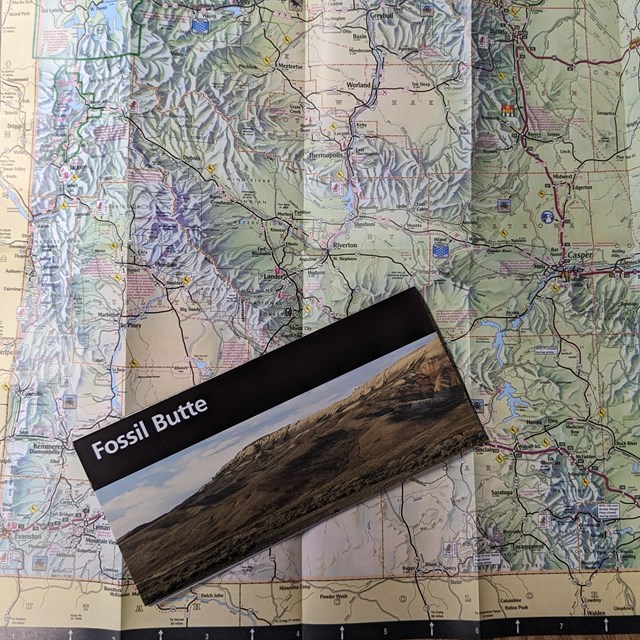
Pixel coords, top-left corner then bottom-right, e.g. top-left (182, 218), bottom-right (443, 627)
top-left (118, 337), bottom-right (487, 604)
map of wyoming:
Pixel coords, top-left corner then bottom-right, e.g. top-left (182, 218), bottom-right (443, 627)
top-left (1, 0), bottom-right (640, 636)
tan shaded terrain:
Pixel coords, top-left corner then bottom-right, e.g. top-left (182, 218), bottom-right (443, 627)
top-left (119, 338), bottom-right (487, 604)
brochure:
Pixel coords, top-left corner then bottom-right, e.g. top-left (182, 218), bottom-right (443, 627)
top-left (74, 288), bottom-right (487, 605)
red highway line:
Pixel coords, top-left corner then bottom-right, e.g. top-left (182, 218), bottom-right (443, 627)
top-left (519, 37), bottom-right (631, 69)
top-left (490, 441), bottom-right (640, 507)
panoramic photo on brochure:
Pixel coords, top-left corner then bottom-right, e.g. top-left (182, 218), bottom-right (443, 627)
top-left (1, 0), bottom-right (640, 637)
top-left (95, 332), bottom-right (485, 604)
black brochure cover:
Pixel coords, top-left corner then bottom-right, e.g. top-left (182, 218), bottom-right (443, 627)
top-left (73, 287), bottom-right (487, 605)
